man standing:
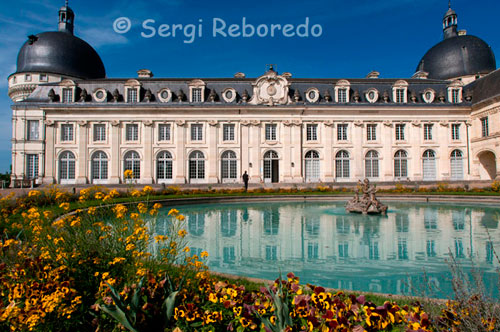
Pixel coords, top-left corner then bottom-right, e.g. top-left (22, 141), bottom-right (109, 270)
top-left (242, 171), bottom-right (249, 192)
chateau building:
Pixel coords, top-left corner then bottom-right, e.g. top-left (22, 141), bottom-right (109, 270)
top-left (7, 4), bottom-right (500, 186)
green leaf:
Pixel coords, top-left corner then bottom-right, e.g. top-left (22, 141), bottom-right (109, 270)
top-left (101, 305), bottom-right (139, 332)
top-left (164, 290), bottom-right (179, 321)
top-left (190, 321), bottom-right (203, 327)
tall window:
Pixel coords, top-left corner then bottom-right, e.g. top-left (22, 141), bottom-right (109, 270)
top-left (157, 151), bottom-right (173, 180)
top-left (189, 151), bottom-right (205, 179)
top-left (127, 88), bottom-right (138, 103)
top-left (263, 150), bottom-right (279, 181)
top-left (450, 149), bottom-right (464, 180)
top-left (124, 151), bottom-right (140, 179)
top-left (91, 151), bottom-right (108, 181)
top-left (158, 124), bottom-right (171, 141)
top-left (26, 154), bottom-right (39, 179)
top-left (337, 88), bottom-right (347, 103)
top-left (394, 150), bottom-right (408, 178)
top-left (306, 124), bottom-right (318, 141)
top-left (422, 150), bottom-right (436, 181)
top-left (365, 150), bottom-right (379, 178)
top-left (61, 124), bottom-right (74, 142)
top-left (93, 124), bottom-right (106, 141)
top-left (423, 123), bottom-right (433, 141)
top-left (191, 124), bottom-right (203, 141)
top-left (221, 150), bottom-right (237, 180)
top-left (59, 151), bottom-right (76, 181)
top-left (337, 124), bottom-right (348, 141)
top-left (192, 88), bottom-right (202, 102)
top-left (265, 124), bottom-right (277, 141)
top-left (126, 124), bottom-right (139, 141)
top-left (481, 117), bottom-right (489, 137)
top-left (366, 124), bottom-right (377, 141)
top-left (395, 88), bottom-right (405, 103)
top-left (62, 88), bottom-right (73, 103)
top-left (335, 150), bottom-right (350, 178)
top-left (223, 124), bottom-right (235, 141)
top-left (304, 150), bottom-right (320, 182)
top-left (451, 89), bottom-right (460, 103)
top-left (27, 120), bottom-right (39, 140)
top-left (395, 124), bottom-right (405, 141)
top-left (451, 123), bottom-right (460, 140)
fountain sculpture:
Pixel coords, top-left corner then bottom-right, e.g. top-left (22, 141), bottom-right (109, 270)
top-left (345, 179), bottom-right (388, 215)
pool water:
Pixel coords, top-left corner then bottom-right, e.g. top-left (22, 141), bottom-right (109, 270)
top-left (155, 200), bottom-right (500, 299)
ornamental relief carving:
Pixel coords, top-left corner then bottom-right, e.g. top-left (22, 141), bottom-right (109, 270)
top-left (249, 70), bottom-right (291, 106)
top-left (77, 120), bottom-right (88, 127)
top-left (208, 120), bottom-right (218, 127)
top-left (111, 120), bottom-right (120, 127)
top-left (439, 120), bottom-right (449, 127)
top-left (411, 120), bottom-right (421, 127)
top-left (471, 107), bottom-right (499, 119)
top-left (143, 120), bottom-right (153, 126)
top-left (383, 120), bottom-right (393, 127)
top-left (283, 120), bottom-right (303, 126)
top-left (175, 120), bottom-right (186, 126)
top-left (324, 120), bottom-right (335, 127)
top-left (44, 120), bottom-right (55, 126)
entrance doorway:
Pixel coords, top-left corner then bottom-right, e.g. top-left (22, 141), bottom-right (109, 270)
top-left (264, 150), bottom-right (279, 183)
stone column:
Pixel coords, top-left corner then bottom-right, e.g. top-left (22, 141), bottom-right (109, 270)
top-left (410, 121), bottom-right (422, 181)
top-left (174, 121), bottom-right (186, 183)
top-left (109, 121), bottom-right (121, 184)
top-left (381, 122), bottom-right (393, 181)
top-left (76, 121), bottom-right (89, 184)
top-left (323, 122), bottom-right (334, 182)
top-left (352, 122), bottom-right (363, 179)
top-left (241, 123), bottom-right (250, 177)
top-left (438, 121), bottom-right (450, 180)
top-left (42, 120), bottom-right (56, 184)
top-left (291, 123), bottom-right (303, 181)
top-left (250, 122), bottom-right (261, 182)
top-left (142, 121), bottom-right (153, 184)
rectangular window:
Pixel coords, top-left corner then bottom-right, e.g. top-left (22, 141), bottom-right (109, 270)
top-left (426, 240), bottom-right (436, 257)
top-left (25, 74), bottom-right (31, 82)
top-left (337, 124), bottom-right (348, 141)
top-left (191, 124), bottom-right (203, 141)
top-left (93, 124), bottom-right (106, 141)
top-left (337, 88), bottom-right (347, 103)
top-left (366, 124), bottom-right (377, 141)
top-left (61, 124), bottom-right (74, 141)
top-left (265, 245), bottom-right (277, 261)
top-left (192, 88), bottom-right (202, 102)
top-left (39, 74), bottom-right (47, 82)
top-left (395, 124), bottom-right (405, 141)
top-left (338, 242), bottom-right (349, 258)
top-left (27, 120), bottom-right (39, 140)
top-left (307, 243), bottom-right (319, 259)
top-left (306, 124), bottom-right (318, 141)
top-left (481, 117), bottom-right (489, 137)
top-left (126, 124), bottom-right (139, 141)
top-left (369, 241), bottom-right (379, 260)
top-left (223, 124), bottom-right (235, 141)
top-left (451, 89), bottom-right (460, 103)
top-left (62, 88), bottom-right (73, 103)
top-left (158, 124), bottom-right (171, 141)
top-left (127, 88), bottom-right (138, 103)
top-left (398, 238), bottom-right (408, 260)
top-left (424, 123), bottom-right (433, 140)
top-left (451, 123), bottom-right (460, 140)
top-left (26, 154), bottom-right (39, 179)
top-left (265, 123), bottom-right (277, 141)
top-left (396, 88), bottom-right (405, 103)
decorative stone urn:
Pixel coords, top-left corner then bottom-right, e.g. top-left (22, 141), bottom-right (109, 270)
top-left (345, 179), bottom-right (388, 215)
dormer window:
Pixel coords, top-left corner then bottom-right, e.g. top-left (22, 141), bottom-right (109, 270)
top-left (334, 80), bottom-right (350, 103)
top-left (25, 74), bottom-right (32, 82)
top-left (127, 88), bottom-right (138, 103)
top-left (189, 79), bottom-right (206, 103)
top-left (192, 88), bottom-right (202, 103)
top-left (449, 88), bottom-right (462, 103)
top-left (392, 80), bottom-right (408, 103)
top-left (62, 88), bottom-right (73, 103)
top-left (39, 74), bottom-right (47, 82)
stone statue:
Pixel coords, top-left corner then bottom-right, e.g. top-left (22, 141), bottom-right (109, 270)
top-left (345, 178), bottom-right (387, 215)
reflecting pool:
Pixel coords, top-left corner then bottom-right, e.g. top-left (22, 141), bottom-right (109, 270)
top-left (155, 201), bottom-right (500, 298)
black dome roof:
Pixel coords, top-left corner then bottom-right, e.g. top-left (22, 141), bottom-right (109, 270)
top-left (16, 31), bottom-right (106, 79)
top-left (417, 34), bottom-right (496, 80)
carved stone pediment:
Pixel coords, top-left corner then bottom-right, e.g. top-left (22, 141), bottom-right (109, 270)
top-left (249, 71), bottom-right (291, 106)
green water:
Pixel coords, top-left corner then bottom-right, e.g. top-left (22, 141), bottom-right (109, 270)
top-left (154, 200), bottom-right (500, 299)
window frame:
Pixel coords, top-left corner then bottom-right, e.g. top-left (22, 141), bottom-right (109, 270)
top-left (337, 123), bottom-right (348, 141)
top-left (190, 123), bottom-right (203, 141)
top-left (423, 123), bottom-right (433, 141)
top-left (27, 120), bottom-right (39, 141)
top-left (481, 117), bottom-right (489, 137)
top-left (126, 123), bottom-right (139, 141)
top-left (265, 123), bottom-right (277, 141)
top-left (60, 123), bottom-right (74, 142)
top-left (366, 124), bottom-right (377, 141)
top-left (306, 124), bottom-right (318, 141)
top-left (451, 123), bottom-right (460, 140)
top-left (158, 123), bottom-right (171, 142)
top-left (395, 124), bottom-right (405, 141)
top-left (93, 124), bottom-right (106, 142)
top-left (222, 123), bottom-right (235, 142)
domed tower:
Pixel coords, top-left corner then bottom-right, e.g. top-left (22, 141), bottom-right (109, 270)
top-left (8, 1), bottom-right (106, 101)
top-left (415, 2), bottom-right (496, 83)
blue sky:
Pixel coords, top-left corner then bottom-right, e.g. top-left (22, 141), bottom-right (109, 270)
top-left (0, 0), bottom-right (498, 173)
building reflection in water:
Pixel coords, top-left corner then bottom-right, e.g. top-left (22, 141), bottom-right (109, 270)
top-left (152, 201), bottom-right (500, 298)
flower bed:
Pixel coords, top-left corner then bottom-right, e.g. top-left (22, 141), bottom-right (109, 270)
top-left (0, 185), bottom-right (498, 331)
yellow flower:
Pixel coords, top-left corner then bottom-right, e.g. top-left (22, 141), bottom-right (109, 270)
top-left (28, 190), bottom-right (41, 197)
top-left (176, 215), bottom-right (185, 221)
top-left (59, 202), bottom-right (70, 211)
top-left (43, 210), bottom-right (53, 219)
top-left (142, 185), bottom-right (154, 194)
top-left (177, 229), bottom-right (187, 238)
top-left (87, 207), bottom-right (97, 215)
top-left (200, 251), bottom-right (209, 258)
top-left (94, 192), bottom-right (105, 200)
top-left (168, 208), bottom-right (179, 216)
top-left (108, 257), bottom-right (126, 265)
top-left (183, 247), bottom-right (190, 253)
top-left (124, 169), bottom-right (133, 179)
top-left (153, 203), bottom-right (162, 209)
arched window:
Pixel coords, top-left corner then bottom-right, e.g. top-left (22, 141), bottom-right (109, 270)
top-left (263, 150), bottom-right (279, 183)
top-left (221, 150), bottom-right (237, 180)
top-left (394, 150), bottom-right (408, 178)
top-left (304, 150), bottom-right (320, 182)
top-left (59, 151), bottom-right (75, 182)
top-left (365, 150), bottom-right (379, 178)
top-left (450, 149), bottom-right (464, 180)
top-left (91, 151), bottom-right (108, 181)
top-left (189, 150), bottom-right (205, 179)
top-left (335, 150), bottom-right (350, 178)
top-left (422, 150), bottom-right (436, 181)
top-left (124, 151), bottom-right (140, 179)
top-left (157, 151), bottom-right (173, 181)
